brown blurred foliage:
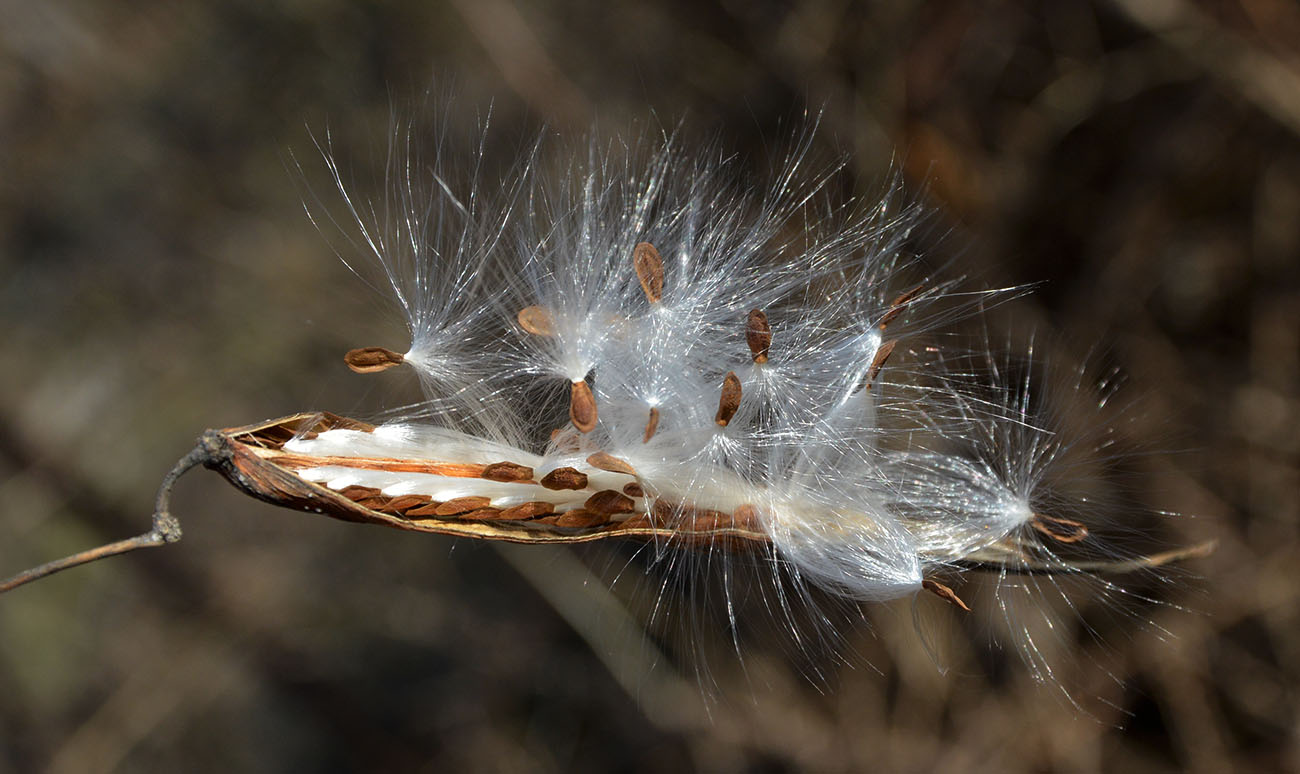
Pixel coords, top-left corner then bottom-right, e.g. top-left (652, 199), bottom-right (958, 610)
top-left (1, 0), bottom-right (1297, 771)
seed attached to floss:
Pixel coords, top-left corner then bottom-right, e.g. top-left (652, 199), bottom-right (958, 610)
top-left (1031, 513), bottom-right (1089, 543)
top-left (344, 347), bottom-right (405, 373)
top-left (746, 309), bottom-right (772, 364)
top-left (879, 283), bottom-right (924, 329)
top-left (517, 305), bottom-right (556, 336)
top-left (633, 242), bottom-right (665, 303)
top-left (569, 380), bottom-right (598, 433)
top-left (643, 407), bottom-right (660, 443)
top-left (715, 371), bottom-right (742, 427)
top-left (866, 339), bottom-right (898, 388)
top-left (922, 579), bottom-right (971, 612)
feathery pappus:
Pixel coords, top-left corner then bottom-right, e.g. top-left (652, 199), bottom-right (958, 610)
top-left (0, 111), bottom-right (1212, 699)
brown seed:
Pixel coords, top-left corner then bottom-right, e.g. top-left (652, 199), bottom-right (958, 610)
top-left (1031, 513), bottom-right (1089, 543)
top-left (481, 461), bottom-right (535, 483)
top-left (570, 380), bottom-right (598, 433)
top-left (715, 371), bottom-right (742, 427)
top-left (585, 489), bottom-right (636, 515)
top-left (499, 501), bottom-right (556, 520)
top-left (459, 507), bottom-right (504, 521)
top-left (517, 305), bottom-right (556, 336)
top-left (922, 579), bottom-right (971, 611)
top-left (405, 501), bottom-right (446, 517)
top-left (866, 339), bottom-right (898, 387)
top-left (540, 467), bottom-right (589, 490)
top-left (879, 283), bottom-right (924, 329)
top-left (586, 452), bottom-right (636, 476)
top-left (432, 496), bottom-right (492, 516)
top-left (377, 495), bottom-right (433, 515)
top-left (643, 407), bottom-right (660, 443)
top-left (746, 309), bottom-right (772, 364)
top-left (555, 509), bottom-right (609, 528)
top-left (622, 482), bottom-right (645, 498)
top-left (633, 242), bottom-right (664, 303)
top-left (337, 485), bottom-right (382, 501)
top-left (344, 347), bottom-right (405, 373)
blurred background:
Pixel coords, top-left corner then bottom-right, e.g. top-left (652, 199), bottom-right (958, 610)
top-left (1, 0), bottom-right (1297, 771)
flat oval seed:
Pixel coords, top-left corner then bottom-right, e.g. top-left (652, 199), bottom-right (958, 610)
top-left (570, 380), bottom-right (598, 433)
top-left (633, 242), bottom-right (664, 303)
top-left (715, 371), bottom-right (742, 427)
top-left (377, 495), bottom-right (433, 515)
top-left (585, 490), bottom-right (637, 515)
top-left (344, 347), bottom-right (405, 373)
top-left (499, 501), bottom-right (556, 520)
top-left (433, 496), bottom-right (492, 516)
top-left (643, 407), bottom-right (660, 442)
top-left (481, 462), bottom-right (535, 482)
top-left (555, 509), bottom-right (609, 528)
top-left (746, 309), bottom-right (771, 363)
top-left (586, 452), bottom-right (636, 476)
top-left (866, 339), bottom-right (898, 387)
top-left (517, 305), bottom-right (556, 336)
top-left (540, 467), bottom-right (589, 491)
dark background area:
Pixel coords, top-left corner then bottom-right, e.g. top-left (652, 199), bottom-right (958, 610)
top-left (1, 0), bottom-right (1296, 771)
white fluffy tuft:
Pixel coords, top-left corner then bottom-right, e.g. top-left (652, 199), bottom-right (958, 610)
top-left (296, 112), bottom-right (1197, 698)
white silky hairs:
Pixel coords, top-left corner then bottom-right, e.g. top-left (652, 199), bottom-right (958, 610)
top-left (288, 112), bottom-right (1208, 695)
